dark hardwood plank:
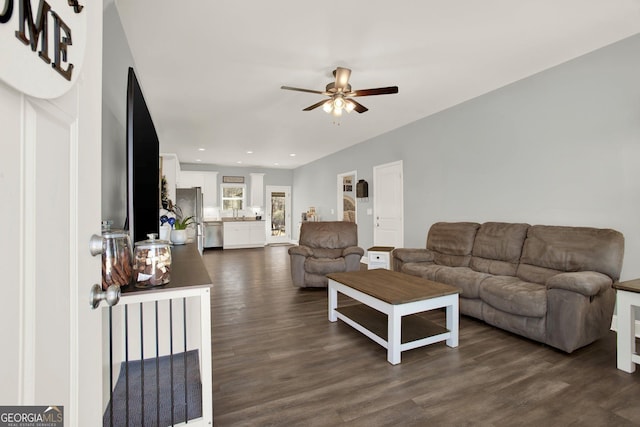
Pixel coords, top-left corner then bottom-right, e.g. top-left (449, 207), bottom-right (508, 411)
top-left (201, 245), bottom-right (640, 426)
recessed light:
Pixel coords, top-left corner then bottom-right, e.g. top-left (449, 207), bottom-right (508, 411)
top-left (237, 161), bottom-right (242, 164)
top-left (198, 148), bottom-right (205, 151)
top-left (246, 151), bottom-right (253, 154)
top-left (196, 159), bottom-right (202, 162)
top-left (274, 163), bottom-right (279, 166)
top-left (289, 153), bottom-right (296, 157)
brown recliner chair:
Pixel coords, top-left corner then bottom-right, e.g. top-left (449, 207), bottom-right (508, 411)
top-left (289, 221), bottom-right (364, 288)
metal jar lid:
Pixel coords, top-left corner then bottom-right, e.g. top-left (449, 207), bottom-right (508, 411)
top-left (103, 229), bottom-right (131, 239)
top-left (135, 233), bottom-right (171, 250)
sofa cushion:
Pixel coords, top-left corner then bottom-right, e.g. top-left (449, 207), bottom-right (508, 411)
top-left (470, 222), bottom-right (529, 276)
top-left (427, 222), bottom-right (480, 267)
top-left (518, 225), bottom-right (624, 282)
top-left (480, 276), bottom-right (547, 318)
top-left (299, 221), bottom-right (358, 249)
top-left (311, 248), bottom-right (343, 259)
top-left (515, 264), bottom-right (562, 286)
top-left (305, 257), bottom-right (346, 274)
top-left (434, 266), bottom-right (490, 299)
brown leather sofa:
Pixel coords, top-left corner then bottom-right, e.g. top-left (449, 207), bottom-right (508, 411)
top-left (289, 221), bottom-right (364, 288)
top-left (392, 222), bottom-right (624, 353)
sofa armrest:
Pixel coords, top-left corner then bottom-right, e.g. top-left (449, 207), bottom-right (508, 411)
top-left (392, 248), bottom-right (434, 263)
top-left (288, 245), bottom-right (313, 257)
top-left (342, 246), bottom-right (365, 257)
top-left (546, 271), bottom-right (613, 297)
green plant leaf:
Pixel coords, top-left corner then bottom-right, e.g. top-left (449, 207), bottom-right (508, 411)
top-left (174, 215), bottom-right (195, 230)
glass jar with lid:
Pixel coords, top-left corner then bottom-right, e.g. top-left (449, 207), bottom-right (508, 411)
top-left (133, 233), bottom-right (172, 288)
top-left (101, 222), bottom-right (133, 290)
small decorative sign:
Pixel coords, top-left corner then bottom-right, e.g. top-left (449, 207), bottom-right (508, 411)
top-left (222, 176), bottom-right (244, 184)
top-left (0, 0), bottom-right (87, 99)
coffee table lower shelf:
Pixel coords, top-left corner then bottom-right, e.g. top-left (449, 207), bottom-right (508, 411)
top-left (335, 304), bottom-right (451, 353)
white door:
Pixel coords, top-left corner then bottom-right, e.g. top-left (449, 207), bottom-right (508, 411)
top-left (0, 5), bottom-right (103, 426)
top-left (373, 161), bottom-right (404, 248)
top-left (265, 186), bottom-right (292, 244)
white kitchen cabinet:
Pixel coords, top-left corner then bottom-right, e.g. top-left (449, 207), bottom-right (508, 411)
top-left (202, 172), bottom-right (218, 209)
top-left (178, 170), bottom-right (205, 189)
top-left (178, 170), bottom-right (218, 209)
top-left (250, 173), bottom-right (264, 208)
top-left (223, 221), bottom-right (266, 249)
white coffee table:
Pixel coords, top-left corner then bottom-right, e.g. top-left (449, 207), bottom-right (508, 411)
top-left (328, 269), bottom-right (460, 365)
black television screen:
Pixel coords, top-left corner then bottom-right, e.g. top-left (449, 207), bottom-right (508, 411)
top-left (126, 67), bottom-right (159, 243)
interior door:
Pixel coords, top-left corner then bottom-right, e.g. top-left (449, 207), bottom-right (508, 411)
top-left (265, 186), bottom-right (292, 244)
top-left (373, 160), bottom-right (404, 248)
top-left (0, 5), bottom-right (103, 426)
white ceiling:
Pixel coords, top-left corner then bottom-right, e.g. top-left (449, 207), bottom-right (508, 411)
top-left (113, 1), bottom-right (640, 169)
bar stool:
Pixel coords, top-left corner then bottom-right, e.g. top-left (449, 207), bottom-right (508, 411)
top-left (614, 279), bottom-right (640, 373)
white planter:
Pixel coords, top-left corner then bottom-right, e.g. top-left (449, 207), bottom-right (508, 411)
top-left (170, 229), bottom-right (187, 245)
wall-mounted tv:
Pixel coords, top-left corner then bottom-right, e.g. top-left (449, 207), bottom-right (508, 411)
top-left (125, 67), bottom-right (159, 243)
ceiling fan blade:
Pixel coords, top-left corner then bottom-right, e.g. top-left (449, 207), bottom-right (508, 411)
top-left (333, 67), bottom-right (352, 90)
top-left (350, 86), bottom-right (399, 97)
top-left (347, 98), bottom-right (368, 113)
top-left (302, 99), bottom-right (330, 111)
top-left (281, 86), bottom-right (327, 95)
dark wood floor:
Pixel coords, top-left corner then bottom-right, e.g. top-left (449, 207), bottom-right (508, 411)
top-left (202, 245), bottom-right (640, 426)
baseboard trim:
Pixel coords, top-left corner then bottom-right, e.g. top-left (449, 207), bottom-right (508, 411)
top-left (610, 315), bottom-right (640, 338)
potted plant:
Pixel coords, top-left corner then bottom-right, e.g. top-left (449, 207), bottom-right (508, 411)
top-left (169, 206), bottom-right (194, 245)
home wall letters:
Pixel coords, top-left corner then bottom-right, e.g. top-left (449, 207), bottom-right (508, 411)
top-left (0, 0), bottom-right (86, 98)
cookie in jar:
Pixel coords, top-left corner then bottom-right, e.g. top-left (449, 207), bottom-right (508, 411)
top-left (133, 234), bottom-right (172, 288)
top-left (101, 228), bottom-right (133, 290)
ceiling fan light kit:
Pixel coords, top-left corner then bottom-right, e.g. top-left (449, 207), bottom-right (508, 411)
top-left (281, 67), bottom-right (398, 117)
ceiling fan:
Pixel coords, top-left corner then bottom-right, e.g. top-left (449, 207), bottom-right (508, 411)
top-left (281, 67), bottom-right (399, 116)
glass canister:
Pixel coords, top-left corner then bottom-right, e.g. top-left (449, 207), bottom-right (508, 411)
top-left (133, 233), bottom-right (172, 288)
top-left (101, 227), bottom-right (134, 290)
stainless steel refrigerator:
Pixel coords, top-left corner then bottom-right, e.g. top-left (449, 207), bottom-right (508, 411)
top-left (175, 187), bottom-right (204, 253)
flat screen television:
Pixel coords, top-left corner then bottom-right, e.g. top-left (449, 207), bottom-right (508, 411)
top-left (125, 67), bottom-right (159, 243)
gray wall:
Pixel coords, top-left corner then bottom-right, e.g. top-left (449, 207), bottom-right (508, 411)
top-left (101, 2), bottom-right (135, 228)
top-left (293, 34), bottom-right (640, 280)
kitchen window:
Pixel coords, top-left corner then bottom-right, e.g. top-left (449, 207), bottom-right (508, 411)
top-left (221, 184), bottom-right (246, 210)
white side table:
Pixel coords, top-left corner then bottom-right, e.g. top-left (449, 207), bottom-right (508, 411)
top-left (614, 279), bottom-right (640, 373)
top-left (367, 246), bottom-right (394, 270)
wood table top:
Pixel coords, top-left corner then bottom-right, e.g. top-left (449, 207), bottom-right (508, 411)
top-left (614, 278), bottom-right (640, 293)
top-left (327, 269), bottom-right (460, 305)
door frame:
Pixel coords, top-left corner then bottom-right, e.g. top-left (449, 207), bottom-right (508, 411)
top-left (265, 185), bottom-right (292, 244)
top-left (337, 170), bottom-right (357, 223)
